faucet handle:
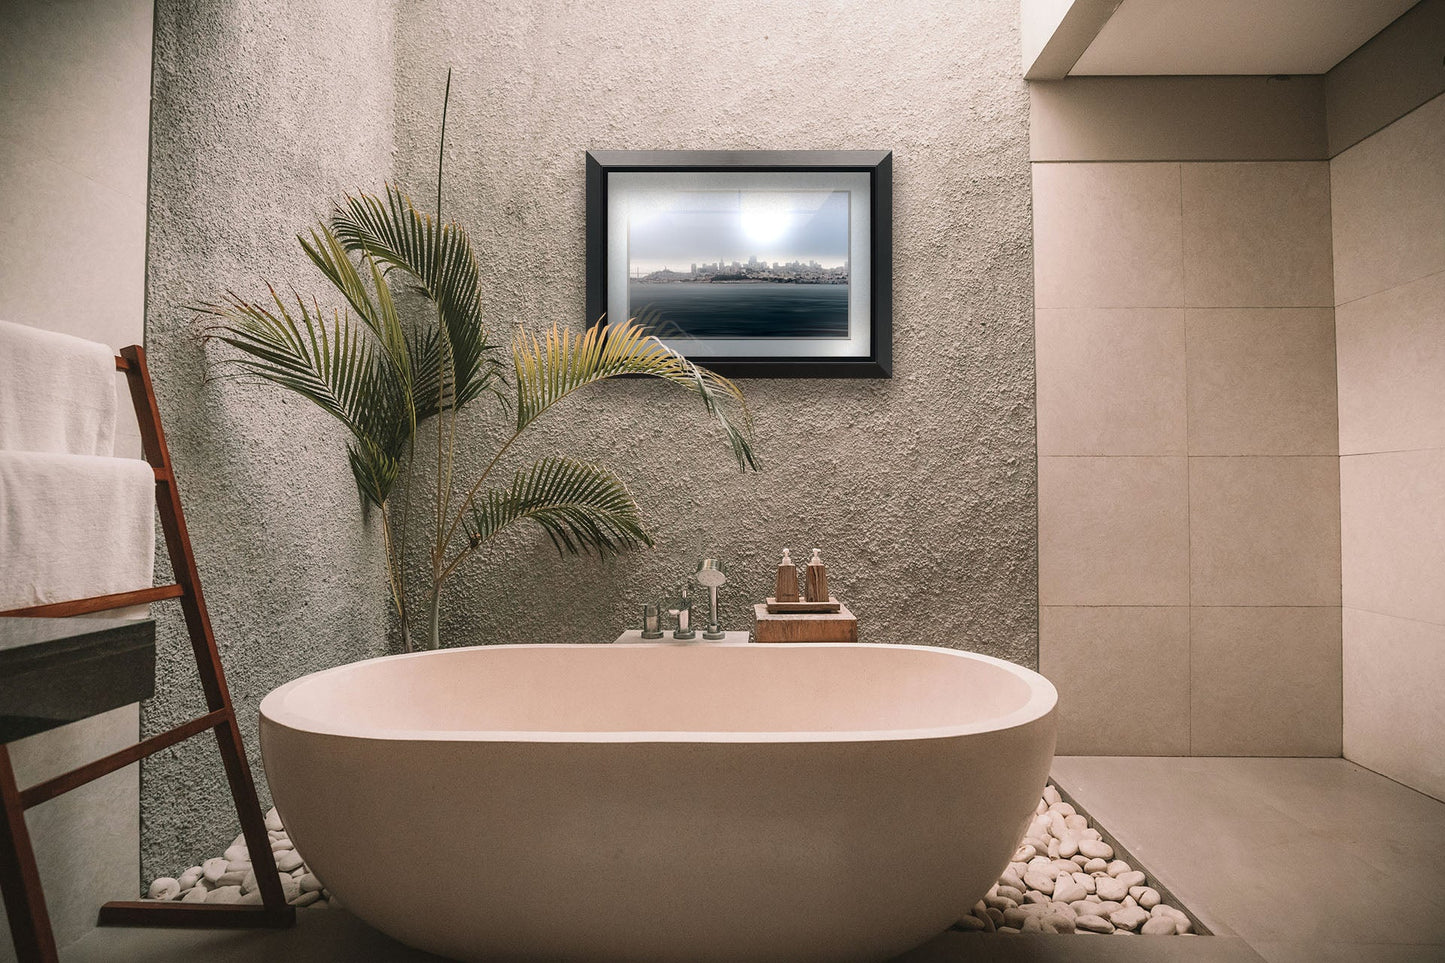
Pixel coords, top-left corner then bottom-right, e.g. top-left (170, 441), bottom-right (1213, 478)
top-left (640, 603), bottom-right (663, 639)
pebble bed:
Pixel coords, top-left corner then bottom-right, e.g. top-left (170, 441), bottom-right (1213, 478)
top-left (144, 808), bottom-right (333, 910)
top-left (148, 786), bottom-right (1196, 937)
top-left (954, 784), bottom-right (1197, 936)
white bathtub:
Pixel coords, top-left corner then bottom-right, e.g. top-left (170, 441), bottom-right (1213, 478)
top-left (259, 642), bottom-right (1057, 963)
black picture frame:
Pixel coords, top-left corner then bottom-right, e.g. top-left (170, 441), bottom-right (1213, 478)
top-left (585, 150), bottom-right (892, 378)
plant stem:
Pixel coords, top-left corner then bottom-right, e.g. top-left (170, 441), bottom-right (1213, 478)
top-left (425, 583), bottom-right (443, 651)
top-left (436, 67), bottom-right (451, 225)
top-left (429, 65), bottom-right (456, 644)
top-left (435, 423), bottom-right (525, 580)
top-left (396, 450), bottom-right (415, 647)
top-left (379, 501), bottom-right (410, 652)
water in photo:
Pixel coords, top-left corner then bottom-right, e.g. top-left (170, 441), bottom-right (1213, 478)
top-left (626, 189), bottom-right (850, 340)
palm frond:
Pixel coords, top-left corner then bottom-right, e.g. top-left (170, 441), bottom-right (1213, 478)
top-left (327, 185), bottom-right (504, 416)
top-left (197, 286), bottom-right (410, 507)
top-left (464, 456), bottom-right (652, 557)
top-left (299, 224), bottom-right (416, 435)
top-left (511, 321), bottom-right (757, 470)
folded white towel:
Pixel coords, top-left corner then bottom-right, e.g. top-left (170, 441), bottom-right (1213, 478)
top-left (0, 319), bottom-right (119, 457)
top-left (0, 451), bottom-right (155, 611)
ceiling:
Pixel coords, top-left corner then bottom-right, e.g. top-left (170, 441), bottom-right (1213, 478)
top-left (1069, 0), bottom-right (1420, 75)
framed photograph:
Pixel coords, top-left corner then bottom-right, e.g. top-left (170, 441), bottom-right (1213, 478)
top-left (586, 150), bottom-right (892, 378)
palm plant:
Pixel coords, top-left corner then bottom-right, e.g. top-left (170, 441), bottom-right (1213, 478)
top-left (199, 147), bottom-right (755, 652)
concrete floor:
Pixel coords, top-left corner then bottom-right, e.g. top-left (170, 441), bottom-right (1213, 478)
top-left (59, 756), bottom-right (1444, 962)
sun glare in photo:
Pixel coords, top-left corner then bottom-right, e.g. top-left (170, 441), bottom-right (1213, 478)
top-left (740, 205), bottom-right (791, 245)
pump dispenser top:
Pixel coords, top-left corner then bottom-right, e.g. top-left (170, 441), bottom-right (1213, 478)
top-left (804, 548), bottom-right (829, 603)
top-left (774, 548), bottom-right (800, 602)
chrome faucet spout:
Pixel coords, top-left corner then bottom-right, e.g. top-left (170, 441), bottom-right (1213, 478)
top-left (669, 585), bottom-right (695, 640)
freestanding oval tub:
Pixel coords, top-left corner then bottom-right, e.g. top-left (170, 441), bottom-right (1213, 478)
top-left (259, 642), bottom-right (1057, 963)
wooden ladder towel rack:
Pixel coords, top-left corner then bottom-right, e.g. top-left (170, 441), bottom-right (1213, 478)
top-left (0, 345), bottom-right (294, 963)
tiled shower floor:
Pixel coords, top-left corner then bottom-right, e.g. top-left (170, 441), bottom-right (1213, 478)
top-left (62, 757), bottom-right (1444, 962)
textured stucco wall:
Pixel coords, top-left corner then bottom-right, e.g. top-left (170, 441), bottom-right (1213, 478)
top-left (391, 2), bottom-right (1037, 661)
top-left (142, 0), bottom-right (395, 880)
top-left (139, 0), bottom-right (1035, 879)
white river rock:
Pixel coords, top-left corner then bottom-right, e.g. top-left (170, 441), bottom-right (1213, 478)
top-left (147, 878), bottom-right (179, 901)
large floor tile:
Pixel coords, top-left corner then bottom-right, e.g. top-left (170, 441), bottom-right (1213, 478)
top-left (1039, 456), bottom-right (1190, 606)
top-left (1340, 448), bottom-right (1445, 625)
top-left (1040, 605), bottom-right (1190, 755)
top-left (1036, 307), bottom-right (1187, 456)
top-left (1193, 757), bottom-right (1445, 861)
top-left (1052, 757), bottom-right (1445, 952)
top-left (1185, 308), bottom-right (1338, 457)
top-left (1336, 269), bottom-right (1445, 455)
top-left (1251, 941), bottom-right (1445, 963)
top-left (1331, 93), bottom-right (1445, 304)
top-left (1190, 607), bottom-right (1341, 756)
top-left (1189, 457), bottom-right (1341, 607)
top-left (1032, 162), bottom-right (1183, 309)
top-left (1181, 163), bottom-right (1334, 309)
top-left (1343, 607), bottom-right (1445, 804)
top-left (1052, 757), bottom-right (1301, 939)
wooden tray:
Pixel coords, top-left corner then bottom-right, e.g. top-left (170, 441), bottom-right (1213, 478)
top-left (764, 596), bottom-right (841, 614)
top-left (754, 603), bottom-right (857, 643)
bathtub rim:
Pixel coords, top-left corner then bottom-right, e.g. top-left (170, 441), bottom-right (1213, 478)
top-left (259, 642), bottom-right (1058, 745)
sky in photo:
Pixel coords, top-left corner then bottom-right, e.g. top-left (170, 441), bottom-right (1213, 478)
top-left (626, 189), bottom-right (850, 274)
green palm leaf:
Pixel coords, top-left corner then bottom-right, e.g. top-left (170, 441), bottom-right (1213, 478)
top-left (512, 321), bottom-right (757, 471)
top-left (327, 185), bottom-right (504, 419)
top-left (198, 285), bottom-right (409, 507)
top-left (464, 456), bottom-right (651, 557)
top-left (299, 224), bottom-right (412, 384)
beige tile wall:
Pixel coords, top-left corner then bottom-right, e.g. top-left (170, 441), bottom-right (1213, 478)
top-left (0, 1), bottom-right (153, 955)
top-left (1332, 94), bottom-right (1445, 802)
top-left (1034, 160), bottom-right (1342, 756)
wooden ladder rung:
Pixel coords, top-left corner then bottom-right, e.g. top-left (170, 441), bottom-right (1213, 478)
top-left (0, 585), bottom-right (185, 619)
top-left (98, 901), bottom-right (293, 929)
top-left (18, 709), bottom-right (231, 810)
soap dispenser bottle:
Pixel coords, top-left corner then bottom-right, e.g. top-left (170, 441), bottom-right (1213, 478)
top-left (804, 548), bottom-right (829, 603)
top-left (774, 548), bottom-right (800, 602)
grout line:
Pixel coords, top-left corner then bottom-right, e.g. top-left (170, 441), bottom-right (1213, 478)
top-left (1034, 451), bottom-right (1335, 456)
top-left (1337, 756), bottom-right (1445, 806)
top-left (1179, 304), bottom-right (1338, 310)
top-left (1036, 303), bottom-right (1337, 311)
top-left (1333, 266), bottom-right (1445, 310)
top-left (1327, 89), bottom-right (1445, 161)
top-left (1176, 160), bottom-right (1196, 756)
top-left (1340, 445), bottom-right (1445, 458)
top-left (1040, 604), bottom-right (1342, 609)
top-left (1342, 604), bottom-right (1445, 631)
top-left (1175, 160), bottom-right (1202, 753)
top-left (1031, 157), bottom-right (1330, 165)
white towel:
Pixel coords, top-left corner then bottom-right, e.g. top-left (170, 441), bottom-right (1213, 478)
top-left (0, 451), bottom-right (155, 612)
top-left (0, 319), bottom-right (119, 457)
